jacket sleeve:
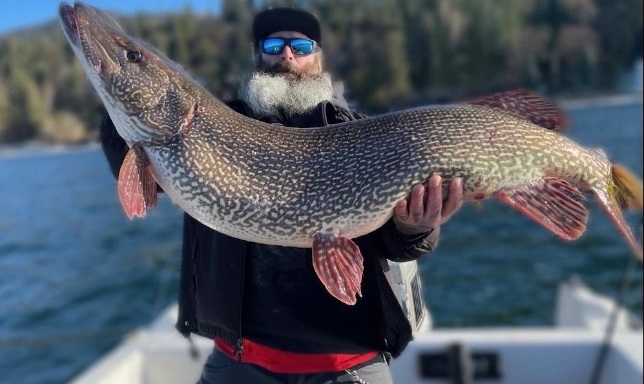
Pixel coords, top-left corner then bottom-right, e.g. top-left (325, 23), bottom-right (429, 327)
top-left (351, 110), bottom-right (368, 120)
top-left (379, 219), bottom-right (440, 262)
top-left (99, 110), bottom-right (129, 180)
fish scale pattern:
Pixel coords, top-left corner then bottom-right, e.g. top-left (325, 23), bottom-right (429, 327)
top-left (58, 2), bottom-right (611, 247)
top-left (145, 101), bottom-right (607, 247)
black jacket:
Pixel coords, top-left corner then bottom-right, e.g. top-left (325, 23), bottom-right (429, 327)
top-left (99, 88), bottom-right (439, 358)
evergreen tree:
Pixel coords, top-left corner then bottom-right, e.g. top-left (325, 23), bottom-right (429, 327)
top-left (2, 68), bottom-right (47, 142)
top-left (593, 0), bottom-right (643, 87)
top-left (0, 0), bottom-right (641, 144)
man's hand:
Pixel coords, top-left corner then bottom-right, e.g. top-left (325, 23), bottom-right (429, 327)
top-left (393, 175), bottom-right (464, 235)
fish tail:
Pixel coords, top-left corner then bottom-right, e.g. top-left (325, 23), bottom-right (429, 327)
top-left (610, 164), bottom-right (643, 210)
top-left (593, 164), bottom-right (643, 262)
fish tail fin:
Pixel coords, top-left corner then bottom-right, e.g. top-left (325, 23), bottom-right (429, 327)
top-left (611, 164), bottom-right (643, 210)
top-left (593, 164), bottom-right (643, 262)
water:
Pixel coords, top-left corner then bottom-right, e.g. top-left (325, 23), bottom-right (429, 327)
top-left (0, 102), bottom-right (642, 384)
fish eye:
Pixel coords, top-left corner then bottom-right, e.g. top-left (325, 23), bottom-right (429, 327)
top-left (127, 50), bottom-right (142, 63)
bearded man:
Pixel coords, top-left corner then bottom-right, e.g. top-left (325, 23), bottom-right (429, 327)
top-left (99, 7), bottom-right (463, 384)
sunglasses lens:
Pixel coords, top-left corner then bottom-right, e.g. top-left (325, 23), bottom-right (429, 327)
top-left (262, 38), bottom-right (317, 55)
top-left (290, 39), bottom-right (315, 55)
top-left (262, 38), bottom-right (286, 54)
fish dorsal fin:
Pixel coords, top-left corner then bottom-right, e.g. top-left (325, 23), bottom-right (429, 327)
top-left (312, 232), bottom-right (364, 305)
top-left (118, 147), bottom-right (158, 219)
top-left (495, 178), bottom-right (588, 240)
top-left (465, 89), bottom-right (570, 131)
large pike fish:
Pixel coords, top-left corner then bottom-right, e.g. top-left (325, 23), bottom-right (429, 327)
top-left (59, 2), bottom-right (643, 305)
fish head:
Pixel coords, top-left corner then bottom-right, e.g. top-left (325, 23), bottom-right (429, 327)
top-left (59, 2), bottom-right (200, 145)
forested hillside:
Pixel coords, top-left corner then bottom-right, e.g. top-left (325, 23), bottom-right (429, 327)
top-left (0, 0), bottom-right (641, 144)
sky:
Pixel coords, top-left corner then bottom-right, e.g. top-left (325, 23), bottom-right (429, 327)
top-left (0, 0), bottom-right (222, 35)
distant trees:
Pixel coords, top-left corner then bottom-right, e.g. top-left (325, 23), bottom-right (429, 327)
top-left (0, 0), bottom-right (641, 144)
top-left (0, 37), bottom-right (47, 142)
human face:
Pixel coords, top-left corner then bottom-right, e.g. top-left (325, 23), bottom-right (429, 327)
top-left (259, 31), bottom-right (322, 76)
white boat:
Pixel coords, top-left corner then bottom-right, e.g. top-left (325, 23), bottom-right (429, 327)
top-left (70, 272), bottom-right (642, 384)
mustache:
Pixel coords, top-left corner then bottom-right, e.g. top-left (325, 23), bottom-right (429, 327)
top-left (260, 61), bottom-right (304, 79)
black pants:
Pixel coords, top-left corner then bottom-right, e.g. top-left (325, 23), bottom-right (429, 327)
top-left (197, 347), bottom-right (393, 384)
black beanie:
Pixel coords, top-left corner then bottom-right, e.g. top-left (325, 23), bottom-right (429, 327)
top-left (252, 8), bottom-right (322, 47)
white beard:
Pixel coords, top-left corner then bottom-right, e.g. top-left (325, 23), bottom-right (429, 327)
top-left (239, 72), bottom-right (334, 118)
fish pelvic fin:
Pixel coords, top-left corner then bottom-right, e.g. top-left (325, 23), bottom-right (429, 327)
top-left (593, 164), bottom-right (643, 262)
top-left (118, 147), bottom-right (158, 219)
top-left (495, 177), bottom-right (588, 240)
top-left (312, 231), bottom-right (364, 305)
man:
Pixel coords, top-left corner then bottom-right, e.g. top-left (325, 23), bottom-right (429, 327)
top-left (100, 7), bottom-right (463, 384)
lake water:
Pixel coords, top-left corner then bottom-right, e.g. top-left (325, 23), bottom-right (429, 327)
top-left (0, 101), bottom-right (642, 383)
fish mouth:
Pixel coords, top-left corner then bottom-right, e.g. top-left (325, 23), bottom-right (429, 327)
top-left (59, 2), bottom-right (112, 75)
top-left (59, 3), bottom-right (80, 47)
top-left (58, 2), bottom-right (172, 139)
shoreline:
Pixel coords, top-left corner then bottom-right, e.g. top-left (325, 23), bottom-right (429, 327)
top-left (556, 92), bottom-right (643, 110)
top-left (0, 141), bottom-right (101, 158)
top-left (0, 93), bottom-right (641, 156)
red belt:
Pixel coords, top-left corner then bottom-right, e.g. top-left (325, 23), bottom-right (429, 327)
top-left (215, 337), bottom-right (379, 374)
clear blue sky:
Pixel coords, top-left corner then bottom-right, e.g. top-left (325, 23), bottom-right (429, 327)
top-left (0, 0), bottom-right (222, 35)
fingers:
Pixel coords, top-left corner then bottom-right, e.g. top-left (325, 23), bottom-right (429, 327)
top-left (441, 178), bottom-right (464, 223)
top-left (409, 183), bottom-right (427, 222)
top-left (394, 175), bottom-right (464, 232)
top-left (394, 183), bottom-right (431, 235)
top-left (424, 175), bottom-right (443, 225)
top-left (394, 198), bottom-right (409, 221)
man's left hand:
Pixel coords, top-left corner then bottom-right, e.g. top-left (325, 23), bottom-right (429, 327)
top-left (393, 175), bottom-right (464, 234)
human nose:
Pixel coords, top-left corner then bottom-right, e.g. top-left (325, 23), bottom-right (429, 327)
top-left (280, 46), bottom-right (295, 60)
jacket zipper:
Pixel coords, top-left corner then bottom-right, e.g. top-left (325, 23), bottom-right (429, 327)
top-left (233, 243), bottom-right (247, 361)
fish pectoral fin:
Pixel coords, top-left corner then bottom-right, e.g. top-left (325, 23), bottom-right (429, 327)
top-left (495, 178), bottom-right (588, 240)
top-left (312, 232), bottom-right (364, 305)
top-left (465, 89), bottom-right (570, 131)
top-left (117, 147), bottom-right (158, 219)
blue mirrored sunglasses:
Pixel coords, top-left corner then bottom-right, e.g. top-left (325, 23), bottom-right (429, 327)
top-left (261, 37), bottom-right (319, 56)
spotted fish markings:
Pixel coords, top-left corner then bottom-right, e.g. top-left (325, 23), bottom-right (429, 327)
top-left (59, 2), bottom-right (643, 306)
